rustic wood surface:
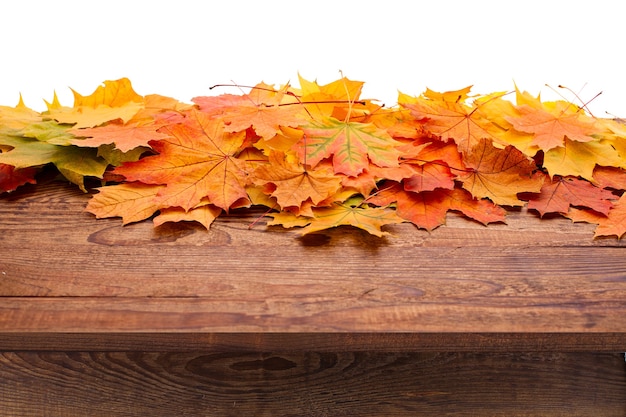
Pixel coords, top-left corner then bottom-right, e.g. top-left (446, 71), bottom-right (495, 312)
top-left (1, 179), bottom-right (626, 350)
top-left (1, 179), bottom-right (626, 416)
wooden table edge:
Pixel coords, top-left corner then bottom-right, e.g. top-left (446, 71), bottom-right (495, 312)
top-left (1, 332), bottom-right (625, 352)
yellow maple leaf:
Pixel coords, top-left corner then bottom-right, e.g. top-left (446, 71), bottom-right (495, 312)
top-left (543, 138), bottom-right (625, 181)
top-left (45, 78), bottom-right (144, 128)
top-left (268, 196), bottom-right (404, 237)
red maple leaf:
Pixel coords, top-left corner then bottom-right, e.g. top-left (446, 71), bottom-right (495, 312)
top-left (527, 174), bottom-right (615, 216)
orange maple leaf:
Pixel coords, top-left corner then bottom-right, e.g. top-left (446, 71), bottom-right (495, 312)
top-left (153, 203), bottom-right (222, 230)
top-left (506, 89), bottom-right (598, 151)
top-left (592, 166), bottom-right (626, 190)
top-left (70, 94), bottom-right (193, 152)
top-left (368, 181), bottom-right (506, 231)
top-left (193, 82), bottom-right (308, 140)
top-left (458, 139), bottom-right (544, 206)
top-left (401, 87), bottom-right (506, 153)
top-left (394, 137), bottom-right (465, 192)
top-left (86, 182), bottom-right (165, 225)
top-left (252, 151), bottom-right (342, 209)
top-left (112, 110), bottom-right (250, 211)
top-left (71, 121), bottom-right (170, 153)
top-left (567, 193), bottom-right (626, 239)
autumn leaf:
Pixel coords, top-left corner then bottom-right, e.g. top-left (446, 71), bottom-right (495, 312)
top-left (395, 137), bottom-right (464, 192)
top-left (269, 195), bottom-right (404, 237)
top-left (401, 87), bottom-right (505, 153)
top-left (294, 116), bottom-right (402, 176)
top-left (45, 78), bottom-right (144, 129)
top-left (4, 76), bottom-right (626, 241)
top-left (592, 166), bottom-right (626, 190)
top-left (0, 136), bottom-right (108, 192)
top-left (506, 88), bottom-right (598, 151)
top-left (153, 203), bottom-right (222, 230)
top-left (567, 194), bottom-right (626, 239)
top-left (193, 82), bottom-right (307, 140)
top-left (252, 151), bottom-right (342, 209)
top-left (71, 121), bottom-right (170, 152)
top-left (0, 163), bottom-right (37, 192)
top-left (112, 109), bottom-right (250, 211)
top-left (543, 137), bottom-right (625, 181)
top-left (526, 174), bottom-right (615, 216)
top-left (0, 97), bottom-right (42, 132)
top-left (86, 182), bottom-right (165, 225)
top-left (295, 74), bottom-right (368, 120)
top-left (458, 138), bottom-right (544, 206)
top-left (368, 181), bottom-right (506, 231)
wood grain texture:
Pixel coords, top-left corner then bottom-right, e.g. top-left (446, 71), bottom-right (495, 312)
top-left (1, 351), bottom-right (625, 417)
top-left (1, 181), bottom-right (626, 350)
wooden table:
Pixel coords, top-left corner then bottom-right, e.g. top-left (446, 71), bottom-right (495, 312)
top-left (1, 179), bottom-right (625, 416)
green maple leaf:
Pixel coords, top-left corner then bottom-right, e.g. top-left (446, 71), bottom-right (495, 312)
top-left (295, 117), bottom-right (402, 176)
top-left (0, 135), bottom-right (107, 191)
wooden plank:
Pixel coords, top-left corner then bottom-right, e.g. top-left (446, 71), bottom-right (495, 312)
top-left (2, 181), bottom-right (626, 350)
top-left (2, 295), bottom-right (626, 333)
top-left (1, 351), bottom-right (625, 417)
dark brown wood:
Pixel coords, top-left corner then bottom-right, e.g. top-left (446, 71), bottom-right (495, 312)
top-left (2, 332), bottom-right (626, 352)
top-left (1, 351), bottom-right (624, 417)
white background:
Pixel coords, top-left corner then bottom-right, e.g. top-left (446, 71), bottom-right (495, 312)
top-left (1, 0), bottom-right (623, 116)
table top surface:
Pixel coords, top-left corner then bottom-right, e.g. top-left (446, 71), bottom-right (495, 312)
top-left (1, 180), bottom-right (626, 351)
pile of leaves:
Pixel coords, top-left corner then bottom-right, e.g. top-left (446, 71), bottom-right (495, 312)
top-left (1, 77), bottom-right (626, 238)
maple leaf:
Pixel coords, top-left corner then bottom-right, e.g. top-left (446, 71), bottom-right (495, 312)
top-left (252, 151), bottom-right (342, 209)
top-left (69, 93), bottom-right (194, 153)
top-left (193, 82), bottom-right (307, 140)
top-left (294, 117), bottom-right (402, 176)
top-left (0, 136), bottom-right (108, 192)
top-left (593, 166), bottom-right (626, 190)
top-left (45, 78), bottom-right (144, 129)
top-left (368, 181), bottom-right (506, 231)
top-left (401, 87), bottom-right (505, 153)
top-left (296, 74), bottom-right (368, 120)
top-left (112, 110), bottom-right (249, 211)
top-left (71, 121), bottom-right (170, 153)
top-left (153, 203), bottom-right (222, 230)
top-left (470, 92), bottom-right (538, 156)
top-left (86, 182), bottom-right (165, 225)
top-left (506, 88), bottom-right (598, 151)
top-left (527, 174), bottom-right (615, 216)
top-left (268, 195), bottom-right (404, 237)
top-left (402, 162), bottom-right (455, 193)
top-left (394, 137), bottom-right (464, 192)
top-left (458, 138), bottom-right (544, 206)
top-left (0, 163), bottom-right (37, 193)
top-left (567, 194), bottom-right (626, 239)
top-left (0, 97), bottom-right (42, 132)
top-left (543, 137), bottom-right (624, 181)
